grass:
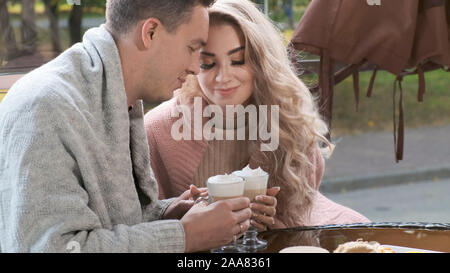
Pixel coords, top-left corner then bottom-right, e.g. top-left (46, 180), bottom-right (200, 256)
top-left (327, 69), bottom-right (450, 136)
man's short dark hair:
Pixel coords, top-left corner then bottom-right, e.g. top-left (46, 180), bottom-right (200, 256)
top-left (106, 0), bottom-right (215, 36)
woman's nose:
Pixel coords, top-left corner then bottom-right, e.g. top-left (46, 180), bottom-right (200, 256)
top-left (215, 64), bottom-right (231, 83)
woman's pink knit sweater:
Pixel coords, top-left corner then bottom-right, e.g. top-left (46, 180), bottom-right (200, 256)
top-left (144, 98), bottom-right (370, 227)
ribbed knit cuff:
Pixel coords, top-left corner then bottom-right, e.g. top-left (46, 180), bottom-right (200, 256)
top-left (142, 219), bottom-right (186, 253)
top-left (143, 198), bottom-right (177, 221)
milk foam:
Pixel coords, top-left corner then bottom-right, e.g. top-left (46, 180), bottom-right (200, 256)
top-left (207, 174), bottom-right (245, 197)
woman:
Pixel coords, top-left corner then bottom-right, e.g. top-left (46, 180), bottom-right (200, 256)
top-left (144, 0), bottom-right (370, 230)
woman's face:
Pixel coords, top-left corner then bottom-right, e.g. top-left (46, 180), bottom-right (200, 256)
top-left (197, 24), bottom-right (254, 108)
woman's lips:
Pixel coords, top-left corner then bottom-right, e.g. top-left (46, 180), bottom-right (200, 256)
top-left (216, 86), bottom-right (239, 96)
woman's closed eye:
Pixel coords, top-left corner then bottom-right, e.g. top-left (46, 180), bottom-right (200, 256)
top-left (231, 59), bottom-right (245, 66)
top-left (200, 62), bottom-right (215, 70)
top-left (200, 59), bottom-right (246, 70)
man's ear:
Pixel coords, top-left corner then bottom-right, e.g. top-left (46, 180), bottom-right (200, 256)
top-left (141, 18), bottom-right (162, 48)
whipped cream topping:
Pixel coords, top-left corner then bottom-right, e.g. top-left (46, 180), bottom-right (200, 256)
top-left (232, 165), bottom-right (269, 190)
top-left (232, 164), bottom-right (268, 177)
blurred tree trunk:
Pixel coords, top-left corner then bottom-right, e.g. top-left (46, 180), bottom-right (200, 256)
top-left (43, 0), bottom-right (61, 54)
top-left (21, 0), bottom-right (37, 54)
top-left (69, 4), bottom-right (83, 45)
top-left (0, 0), bottom-right (20, 61)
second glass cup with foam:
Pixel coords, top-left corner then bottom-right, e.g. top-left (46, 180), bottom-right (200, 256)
top-left (232, 165), bottom-right (269, 251)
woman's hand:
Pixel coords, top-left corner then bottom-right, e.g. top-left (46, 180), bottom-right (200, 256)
top-left (163, 185), bottom-right (208, 220)
top-left (250, 187), bottom-right (280, 232)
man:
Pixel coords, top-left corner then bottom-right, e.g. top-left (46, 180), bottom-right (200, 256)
top-left (0, 0), bottom-right (251, 253)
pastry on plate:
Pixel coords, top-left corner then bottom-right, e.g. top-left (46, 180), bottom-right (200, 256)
top-left (334, 239), bottom-right (394, 253)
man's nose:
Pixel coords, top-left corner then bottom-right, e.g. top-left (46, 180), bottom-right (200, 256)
top-left (187, 51), bottom-right (201, 76)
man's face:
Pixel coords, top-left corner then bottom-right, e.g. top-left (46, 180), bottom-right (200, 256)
top-left (143, 5), bottom-right (209, 102)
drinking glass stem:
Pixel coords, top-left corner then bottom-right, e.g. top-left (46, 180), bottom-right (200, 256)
top-left (240, 225), bottom-right (267, 251)
top-left (242, 226), bottom-right (263, 246)
top-left (244, 226), bottom-right (259, 240)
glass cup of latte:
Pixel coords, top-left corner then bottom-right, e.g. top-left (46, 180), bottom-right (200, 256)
top-left (206, 174), bottom-right (247, 253)
top-left (232, 165), bottom-right (269, 251)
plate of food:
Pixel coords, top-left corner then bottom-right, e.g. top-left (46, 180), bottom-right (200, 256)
top-left (333, 239), bottom-right (442, 253)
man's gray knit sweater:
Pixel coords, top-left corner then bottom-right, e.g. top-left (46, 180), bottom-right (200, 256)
top-left (0, 25), bottom-right (185, 252)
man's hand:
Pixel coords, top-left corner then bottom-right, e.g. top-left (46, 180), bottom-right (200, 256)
top-left (163, 185), bottom-right (207, 220)
top-left (181, 197), bottom-right (252, 253)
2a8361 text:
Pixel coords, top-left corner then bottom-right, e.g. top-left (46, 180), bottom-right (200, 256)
top-left (177, 257), bottom-right (271, 271)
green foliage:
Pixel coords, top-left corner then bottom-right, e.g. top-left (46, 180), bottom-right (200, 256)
top-left (82, 0), bottom-right (106, 8)
top-left (249, 0), bottom-right (311, 29)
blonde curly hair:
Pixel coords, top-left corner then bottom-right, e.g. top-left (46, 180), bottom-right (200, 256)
top-left (177, 0), bottom-right (334, 226)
